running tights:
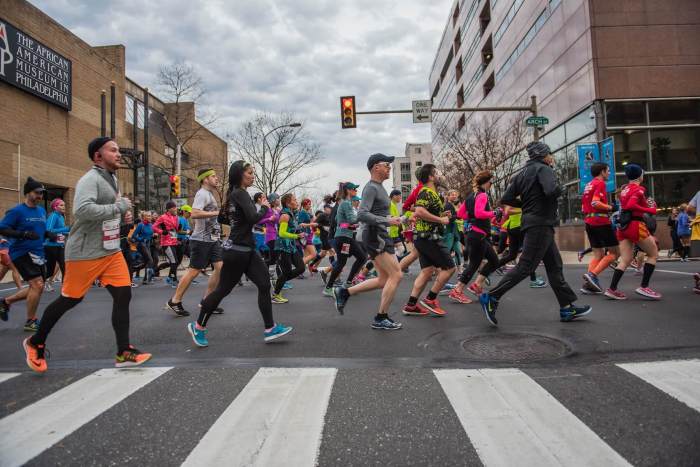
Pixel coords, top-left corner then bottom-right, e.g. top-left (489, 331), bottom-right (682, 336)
top-left (460, 231), bottom-right (499, 285)
top-left (31, 285), bottom-right (131, 353)
top-left (480, 228), bottom-right (536, 281)
top-left (157, 245), bottom-right (179, 280)
top-left (44, 246), bottom-right (65, 278)
top-left (199, 248), bottom-right (274, 328)
top-left (274, 251), bottom-right (305, 294)
top-left (326, 237), bottom-right (366, 288)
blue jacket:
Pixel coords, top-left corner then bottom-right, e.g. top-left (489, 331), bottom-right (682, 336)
top-left (132, 221), bottom-right (154, 244)
top-left (677, 212), bottom-right (691, 237)
top-left (45, 212), bottom-right (71, 247)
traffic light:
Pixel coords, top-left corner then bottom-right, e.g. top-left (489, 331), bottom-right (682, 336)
top-left (169, 175), bottom-right (180, 198)
top-left (340, 96), bottom-right (356, 129)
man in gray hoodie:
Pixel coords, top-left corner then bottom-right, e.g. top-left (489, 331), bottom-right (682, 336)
top-left (23, 137), bottom-right (152, 373)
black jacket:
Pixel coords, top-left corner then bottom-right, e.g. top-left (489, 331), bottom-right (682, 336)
top-left (501, 158), bottom-right (561, 231)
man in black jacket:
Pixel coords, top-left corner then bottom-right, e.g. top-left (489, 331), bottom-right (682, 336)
top-left (479, 141), bottom-right (591, 326)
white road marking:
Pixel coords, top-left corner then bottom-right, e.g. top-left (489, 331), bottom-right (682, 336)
top-left (182, 367), bottom-right (337, 467)
top-left (653, 269), bottom-right (695, 276)
top-left (434, 368), bottom-right (631, 467)
top-left (617, 359), bottom-right (700, 412)
top-left (0, 373), bottom-right (20, 384)
top-left (0, 367), bottom-right (171, 467)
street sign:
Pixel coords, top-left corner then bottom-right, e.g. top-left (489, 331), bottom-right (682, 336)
top-left (412, 100), bottom-right (432, 124)
top-left (526, 116), bottom-right (549, 126)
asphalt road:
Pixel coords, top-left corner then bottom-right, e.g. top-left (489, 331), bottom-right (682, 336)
top-left (0, 260), bottom-right (698, 466)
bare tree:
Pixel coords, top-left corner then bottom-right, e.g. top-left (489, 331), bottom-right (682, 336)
top-left (228, 112), bottom-right (323, 195)
top-left (435, 112), bottom-right (529, 201)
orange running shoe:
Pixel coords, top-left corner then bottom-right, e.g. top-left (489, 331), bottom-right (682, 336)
top-left (466, 283), bottom-right (483, 298)
top-left (402, 302), bottom-right (430, 316)
top-left (420, 297), bottom-right (447, 317)
top-left (115, 346), bottom-right (152, 368)
top-left (448, 289), bottom-right (472, 304)
top-left (23, 337), bottom-right (48, 373)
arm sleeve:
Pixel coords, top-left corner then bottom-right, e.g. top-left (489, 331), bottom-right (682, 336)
top-left (278, 221), bottom-right (299, 239)
top-left (0, 209), bottom-right (22, 238)
top-left (474, 193), bottom-right (494, 219)
top-left (537, 166), bottom-right (562, 199)
top-left (357, 187), bottom-right (389, 226)
top-left (233, 190), bottom-right (268, 224)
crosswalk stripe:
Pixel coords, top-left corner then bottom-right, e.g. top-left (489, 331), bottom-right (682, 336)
top-left (0, 373), bottom-right (20, 385)
top-left (617, 359), bottom-right (700, 412)
top-left (182, 367), bottom-right (337, 467)
top-left (434, 368), bottom-right (631, 467)
top-left (0, 367), bottom-right (171, 467)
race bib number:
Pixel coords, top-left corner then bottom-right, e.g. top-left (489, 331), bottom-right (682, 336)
top-left (56, 234), bottom-right (66, 244)
top-left (340, 242), bottom-right (350, 255)
top-left (102, 218), bottom-right (120, 250)
top-left (169, 230), bottom-right (178, 239)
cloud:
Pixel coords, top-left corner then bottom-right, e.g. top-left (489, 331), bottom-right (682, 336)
top-left (30, 0), bottom-right (452, 197)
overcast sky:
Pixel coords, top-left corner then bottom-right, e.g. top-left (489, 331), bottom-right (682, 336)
top-left (32, 0), bottom-right (453, 196)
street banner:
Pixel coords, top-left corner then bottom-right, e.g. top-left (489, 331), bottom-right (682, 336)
top-left (577, 143), bottom-right (599, 194)
top-left (599, 137), bottom-right (616, 193)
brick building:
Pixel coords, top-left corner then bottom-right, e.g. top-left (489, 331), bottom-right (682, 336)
top-left (0, 0), bottom-right (227, 221)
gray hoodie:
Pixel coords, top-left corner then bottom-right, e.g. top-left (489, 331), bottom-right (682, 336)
top-left (65, 166), bottom-right (130, 261)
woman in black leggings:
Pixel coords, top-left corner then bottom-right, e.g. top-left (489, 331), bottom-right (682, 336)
top-left (449, 171), bottom-right (500, 304)
top-left (188, 160), bottom-right (292, 347)
top-left (324, 182), bottom-right (367, 294)
top-left (272, 193), bottom-right (306, 303)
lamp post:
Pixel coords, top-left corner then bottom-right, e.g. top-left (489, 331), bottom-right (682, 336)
top-left (261, 122), bottom-right (302, 193)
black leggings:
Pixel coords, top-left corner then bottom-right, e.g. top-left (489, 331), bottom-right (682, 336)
top-left (199, 248), bottom-right (274, 328)
top-left (265, 240), bottom-right (279, 267)
top-left (480, 228), bottom-right (536, 281)
top-left (459, 231), bottom-right (499, 285)
top-left (31, 285), bottom-right (131, 353)
top-left (44, 246), bottom-right (65, 278)
top-left (274, 250), bottom-right (305, 294)
top-left (138, 242), bottom-right (154, 270)
top-left (326, 236), bottom-right (366, 288)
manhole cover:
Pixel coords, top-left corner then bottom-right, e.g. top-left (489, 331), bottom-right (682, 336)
top-left (460, 333), bottom-right (571, 362)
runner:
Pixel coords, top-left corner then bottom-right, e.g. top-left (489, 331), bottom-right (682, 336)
top-left (0, 236), bottom-right (23, 295)
top-left (297, 198), bottom-right (319, 267)
top-left (187, 160), bottom-right (292, 347)
top-left (442, 189), bottom-right (463, 269)
top-left (166, 168), bottom-right (223, 317)
top-left (119, 210), bottom-right (137, 287)
top-left (479, 142), bottom-right (591, 326)
top-left (154, 201), bottom-right (181, 288)
top-left (44, 198), bottom-right (70, 292)
top-left (0, 177), bottom-right (48, 331)
top-left (323, 182), bottom-right (367, 297)
top-left (333, 153), bottom-right (404, 330)
top-left (580, 162), bottom-right (620, 294)
top-left (258, 193), bottom-right (280, 275)
top-left (448, 171), bottom-right (501, 304)
top-left (22, 137), bottom-right (151, 372)
top-left (604, 164), bottom-right (661, 300)
top-left (177, 204), bottom-right (192, 265)
top-left (402, 164), bottom-right (454, 317)
top-left (308, 203), bottom-right (334, 274)
top-left (271, 194), bottom-right (306, 303)
top-left (677, 203), bottom-right (691, 262)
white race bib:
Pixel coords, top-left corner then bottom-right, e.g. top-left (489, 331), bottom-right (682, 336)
top-left (56, 234), bottom-right (66, 244)
top-left (102, 218), bottom-right (120, 250)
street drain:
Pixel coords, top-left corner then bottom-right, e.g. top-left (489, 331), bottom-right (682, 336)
top-left (459, 333), bottom-right (572, 362)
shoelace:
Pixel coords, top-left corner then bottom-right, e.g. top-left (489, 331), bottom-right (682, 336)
top-left (121, 347), bottom-right (142, 361)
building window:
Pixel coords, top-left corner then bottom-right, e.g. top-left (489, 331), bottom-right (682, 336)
top-left (452, 3), bottom-right (460, 27)
top-left (415, 147), bottom-right (422, 154)
top-left (650, 128), bottom-right (700, 171)
top-left (416, 161), bottom-right (423, 166)
top-left (481, 36), bottom-right (493, 68)
top-left (652, 173), bottom-right (700, 210)
top-left (542, 124), bottom-right (566, 153)
top-left (495, 7), bottom-right (550, 83)
top-left (483, 72), bottom-right (495, 98)
top-left (494, 0), bottom-right (525, 46)
top-left (609, 130), bottom-right (649, 171)
top-left (125, 94), bottom-right (145, 129)
top-left (401, 173), bottom-right (411, 182)
top-left (455, 59), bottom-right (463, 82)
top-left (458, 114), bottom-right (466, 131)
top-left (454, 28), bottom-right (461, 54)
top-left (457, 85), bottom-right (465, 107)
top-left (479, 1), bottom-right (491, 36)
top-left (564, 107), bottom-right (596, 144)
top-left (400, 162), bottom-right (411, 172)
top-left (606, 101), bottom-right (646, 127)
top-left (648, 100), bottom-right (700, 125)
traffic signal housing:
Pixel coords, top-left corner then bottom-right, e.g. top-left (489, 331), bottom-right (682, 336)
top-left (340, 96), bottom-right (356, 129)
top-left (169, 175), bottom-right (180, 198)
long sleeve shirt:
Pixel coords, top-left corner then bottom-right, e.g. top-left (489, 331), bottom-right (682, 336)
top-left (357, 180), bottom-right (390, 227)
top-left (153, 212), bottom-right (180, 247)
top-left (44, 211), bottom-right (70, 247)
top-left (334, 199), bottom-right (358, 238)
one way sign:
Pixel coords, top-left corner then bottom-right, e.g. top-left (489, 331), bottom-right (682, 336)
top-left (412, 100), bottom-right (432, 124)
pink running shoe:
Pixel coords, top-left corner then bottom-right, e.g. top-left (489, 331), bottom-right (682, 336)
top-left (635, 287), bottom-right (661, 300)
top-left (604, 288), bottom-right (627, 300)
top-left (448, 289), bottom-right (472, 304)
top-left (466, 283), bottom-right (483, 297)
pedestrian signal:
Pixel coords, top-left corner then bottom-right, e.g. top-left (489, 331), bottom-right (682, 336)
top-left (340, 96), bottom-right (356, 129)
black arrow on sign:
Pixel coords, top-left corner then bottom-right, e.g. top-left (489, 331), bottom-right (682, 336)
top-left (416, 115), bottom-right (430, 121)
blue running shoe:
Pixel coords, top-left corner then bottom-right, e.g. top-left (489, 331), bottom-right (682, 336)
top-left (187, 322), bottom-right (208, 347)
top-left (529, 277), bottom-right (547, 288)
top-left (264, 323), bottom-right (293, 343)
top-left (283, 282), bottom-right (293, 290)
top-left (371, 317), bottom-right (403, 330)
top-left (560, 304), bottom-right (592, 322)
top-left (479, 293), bottom-right (499, 326)
top-left (332, 286), bottom-right (350, 315)
top-left (582, 273), bottom-right (602, 293)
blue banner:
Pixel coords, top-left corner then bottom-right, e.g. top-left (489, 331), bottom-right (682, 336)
top-left (577, 143), bottom-right (599, 194)
top-left (599, 137), bottom-right (616, 193)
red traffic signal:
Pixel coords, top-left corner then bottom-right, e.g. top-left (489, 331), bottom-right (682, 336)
top-left (340, 96), bottom-right (356, 129)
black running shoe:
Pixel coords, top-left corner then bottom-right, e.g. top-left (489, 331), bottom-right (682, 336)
top-left (166, 300), bottom-right (190, 317)
top-left (332, 286), bottom-right (350, 315)
top-left (0, 298), bottom-right (9, 322)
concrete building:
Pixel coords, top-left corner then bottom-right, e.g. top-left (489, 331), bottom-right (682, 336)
top-left (0, 0), bottom-right (227, 221)
top-left (392, 143), bottom-right (433, 200)
top-left (429, 0), bottom-right (700, 248)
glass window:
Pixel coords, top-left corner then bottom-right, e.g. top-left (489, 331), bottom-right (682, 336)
top-left (401, 173), bottom-right (411, 182)
top-left (609, 130), bottom-right (648, 171)
top-left (553, 146), bottom-right (578, 185)
top-left (605, 101), bottom-right (646, 126)
top-left (648, 100), bottom-right (700, 125)
top-left (542, 124), bottom-right (566, 152)
top-left (558, 185), bottom-right (583, 224)
top-left (650, 128), bottom-right (700, 170)
top-left (565, 107), bottom-right (596, 144)
top-left (650, 173), bottom-right (700, 213)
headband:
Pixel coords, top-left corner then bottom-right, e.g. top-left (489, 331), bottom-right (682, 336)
top-left (197, 169), bottom-right (216, 182)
